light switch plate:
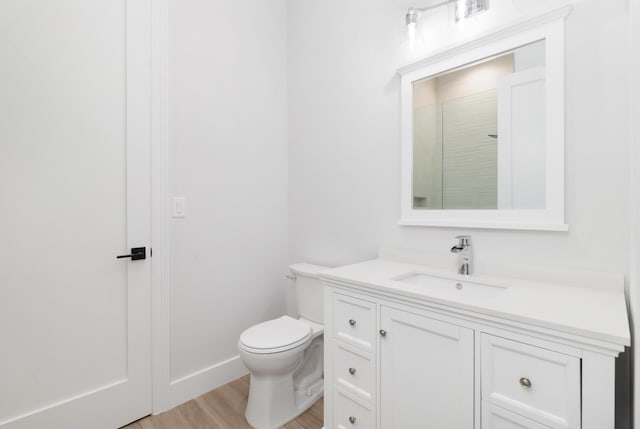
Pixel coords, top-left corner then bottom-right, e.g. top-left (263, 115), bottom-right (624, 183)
top-left (172, 197), bottom-right (186, 218)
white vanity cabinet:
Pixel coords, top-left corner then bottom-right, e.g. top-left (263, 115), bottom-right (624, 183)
top-left (321, 258), bottom-right (629, 429)
top-left (325, 291), bottom-right (478, 429)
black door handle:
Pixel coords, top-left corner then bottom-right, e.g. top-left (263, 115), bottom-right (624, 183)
top-left (117, 247), bottom-right (146, 261)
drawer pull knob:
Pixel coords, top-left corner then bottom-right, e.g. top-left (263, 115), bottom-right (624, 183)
top-left (519, 377), bottom-right (532, 389)
top-left (349, 319), bottom-right (357, 326)
top-left (349, 416), bottom-right (357, 424)
top-left (348, 367), bottom-right (356, 375)
top-left (379, 329), bottom-right (387, 337)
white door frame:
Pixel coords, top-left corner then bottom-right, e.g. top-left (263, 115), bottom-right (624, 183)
top-left (150, 0), bottom-right (172, 415)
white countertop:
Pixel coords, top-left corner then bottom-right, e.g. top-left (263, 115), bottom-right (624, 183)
top-left (319, 258), bottom-right (630, 347)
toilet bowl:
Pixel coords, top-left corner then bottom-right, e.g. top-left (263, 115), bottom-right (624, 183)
top-left (238, 264), bottom-right (327, 429)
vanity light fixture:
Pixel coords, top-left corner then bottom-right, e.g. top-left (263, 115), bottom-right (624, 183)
top-left (405, 0), bottom-right (488, 33)
top-left (455, 0), bottom-right (489, 21)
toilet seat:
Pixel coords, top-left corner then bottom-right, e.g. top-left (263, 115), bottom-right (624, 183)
top-left (239, 315), bottom-right (312, 354)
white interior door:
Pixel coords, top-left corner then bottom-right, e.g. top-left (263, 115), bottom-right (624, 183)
top-left (497, 66), bottom-right (546, 210)
top-left (0, 1), bottom-right (152, 428)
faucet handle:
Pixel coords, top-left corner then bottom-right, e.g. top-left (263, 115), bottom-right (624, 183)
top-left (455, 235), bottom-right (471, 246)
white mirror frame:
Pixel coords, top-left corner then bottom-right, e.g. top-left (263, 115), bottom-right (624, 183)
top-left (399, 6), bottom-right (571, 231)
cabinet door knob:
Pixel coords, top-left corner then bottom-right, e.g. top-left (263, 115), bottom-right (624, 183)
top-left (349, 416), bottom-right (357, 424)
top-left (379, 329), bottom-right (387, 337)
top-left (348, 367), bottom-right (356, 375)
top-left (519, 377), bottom-right (532, 389)
top-left (349, 319), bottom-right (357, 326)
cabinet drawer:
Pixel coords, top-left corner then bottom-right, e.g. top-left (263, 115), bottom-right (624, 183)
top-left (482, 401), bottom-right (552, 429)
top-left (333, 293), bottom-right (376, 352)
top-left (481, 334), bottom-right (580, 429)
top-left (334, 389), bottom-right (374, 429)
top-left (333, 343), bottom-right (375, 402)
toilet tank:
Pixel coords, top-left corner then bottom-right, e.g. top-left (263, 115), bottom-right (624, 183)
top-left (289, 263), bottom-right (328, 324)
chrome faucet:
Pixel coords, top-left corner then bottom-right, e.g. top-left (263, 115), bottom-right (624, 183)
top-left (450, 235), bottom-right (472, 276)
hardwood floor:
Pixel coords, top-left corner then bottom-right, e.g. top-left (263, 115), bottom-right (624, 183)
top-left (122, 375), bottom-right (323, 429)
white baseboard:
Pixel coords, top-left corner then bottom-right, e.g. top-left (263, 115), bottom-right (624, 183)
top-left (168, 355), bottom-right (249, 409)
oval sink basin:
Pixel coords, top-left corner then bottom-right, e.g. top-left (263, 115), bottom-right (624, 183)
top-left (394, 273), bottom-right (508, 300)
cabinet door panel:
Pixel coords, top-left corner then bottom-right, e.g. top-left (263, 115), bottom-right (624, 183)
top-left (380, 307), bottom-right (474, 429)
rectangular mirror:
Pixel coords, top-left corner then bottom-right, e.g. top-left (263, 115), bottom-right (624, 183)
top-left (399, 10), bottom-right (569, 230)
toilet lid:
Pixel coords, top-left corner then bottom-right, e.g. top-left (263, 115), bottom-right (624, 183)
top-left (239, 316), bottom-right (312, 353)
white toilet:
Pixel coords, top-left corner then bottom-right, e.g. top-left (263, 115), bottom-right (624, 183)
top-left (238, 263), bottom-right (326, 429)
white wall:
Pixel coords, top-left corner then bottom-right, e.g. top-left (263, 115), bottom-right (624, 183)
top-left (288, 0), bottom-right (632, 426)
top-left (167, 0), bottom-right (288, 406)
